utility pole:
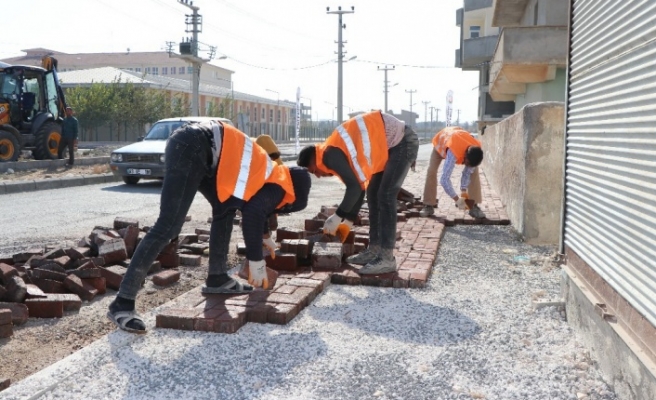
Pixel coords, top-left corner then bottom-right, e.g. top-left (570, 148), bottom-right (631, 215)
top-left (178, 0), bottom-right (202, 116)
top-left (429, 106), bottom-right (437, 131)
top-left (405, 89), bottom-right (417, 114)
top-left (327, 6), bottom-right (354, 123)
top-left (377, 65), bottom-right (395, 113)
top-left (421, 100), bottom-right (431, 137)
top-left (456, 109), bottom-right (461, 125)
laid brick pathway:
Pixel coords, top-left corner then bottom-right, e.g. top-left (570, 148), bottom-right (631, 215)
top-left (156, 162), bottom-right (511, 334)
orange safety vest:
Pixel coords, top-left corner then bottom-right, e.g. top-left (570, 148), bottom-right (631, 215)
top-left (315, 111), bottom-right (388, 188)
top-left (432, 126), bottom-right (482, 164)
top-left (215, 122), bottom-right (295, 209)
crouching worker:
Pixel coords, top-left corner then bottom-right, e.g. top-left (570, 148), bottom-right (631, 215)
top-left (419, 126), bottom-right (485, 218)
top-left (108, 121), bottom-right (311, 333)
top-left (297, 110), bottom-right (418, 275)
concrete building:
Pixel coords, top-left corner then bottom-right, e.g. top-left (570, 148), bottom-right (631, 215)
top-left (1, 48), bottom-right (233, 89)
top-left (455, 0), bottom-right (515, 130)
top-left (489, 0), bottom-right (569, 109)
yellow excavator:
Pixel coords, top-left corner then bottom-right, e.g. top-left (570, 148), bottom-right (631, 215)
top-left (0, 56), bottom-right (68, 162)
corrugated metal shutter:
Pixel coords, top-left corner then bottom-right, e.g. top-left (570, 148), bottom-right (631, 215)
top-left (566, 0), bottom-right (656, 326)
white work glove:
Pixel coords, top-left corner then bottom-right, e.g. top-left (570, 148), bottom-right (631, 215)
top-left (323, 213), bottom-right (342, 235)
top-left (247, 259), bottom-right (270, 289)
top-left (456, 192), bottom-right (469, 211)
top-left (262, 236), bottom-right (277, 259)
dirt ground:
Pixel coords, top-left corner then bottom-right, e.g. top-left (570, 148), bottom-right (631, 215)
top-left (0, 154), bottom-right (242, 385)
top-left (0, 252), bottom-right (242, 384)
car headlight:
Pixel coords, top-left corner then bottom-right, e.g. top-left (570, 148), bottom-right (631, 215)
top-left (159, 154), bottom-right (165, 163)
top-left (111, 153), bottom-right (123, 162)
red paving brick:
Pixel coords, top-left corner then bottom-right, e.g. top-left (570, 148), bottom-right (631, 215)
top-left (155, 167), bottom-right (511, 334)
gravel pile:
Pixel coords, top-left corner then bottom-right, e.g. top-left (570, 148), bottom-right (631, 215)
top-left (3, 224), bottom-right (618, 400)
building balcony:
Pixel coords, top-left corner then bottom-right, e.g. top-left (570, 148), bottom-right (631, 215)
top-left (459, 35), bottom-right (499, 70)
top-left (465, 0), bottom-right (493, 12)
top-left (489, 26), bottom-right (568, 101)
top-left (492, 0), bottom-right (530, 26)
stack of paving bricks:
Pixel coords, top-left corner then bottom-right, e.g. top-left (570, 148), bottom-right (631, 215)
top-left (0, 215), bottom-right (205, 323)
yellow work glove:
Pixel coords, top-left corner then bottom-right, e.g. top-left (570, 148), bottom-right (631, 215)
top-left (323, 213), bottom-right (342, 235)
top-left (262, 236), bottom-right (277, 259)
top-left (247, 259), bottom-right (270, 289)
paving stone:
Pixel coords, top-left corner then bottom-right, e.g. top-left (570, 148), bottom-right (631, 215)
top-left (12, 248), bottom-right (43, 264)
top-left (114, 216), bottom-right (139, 230)
top-left (179, 243), bottom-right (208, 255)
top-left (152, 269), bottom-right (180, 286)
top-left (180, 254), bottom-right (201, 266)
top-left (100, 265), bottom-right (127, 290)
top-left (0, 323), bottom-right (12, 338)
top-left (64, 275), bottom-right (98, 301)
top-left (156, 253), bottom-right (179, 268)
top-left (30, 268), bottom-right (67, 282)
top-left (46, 293), bottom-right (82, 311)
top-left (122, 225), bottom-right (140, 257)
top-left (0, 263), bottom-right (18, 285)
top-left (5, 275), bottom-right (27, 303)
top-left (195, 227), bottom-right (211, 236)
top-left (275, 227), bottom-right (305, 242)
top-left (31, 278), bottom-right (67, 294)
top-left (0, 309), bottom-right (12, 325)
top-left (43, 248), bottom-right (67, 260)
top-left (312, 242), bottom-right (343, 270)
top-left (304, 219), bottom-right (324, 232)
top-left (236, 242), bottom-right (247, 255)
top-left (82, 277), bottom-right (106, 295)
top-left (0, 284), bottom-right (5, 300)
top-left (0, 302), bottom-right (28, 325)
top-left (265, 252), bottom-right (297, 272)
top-left (25, 284), bottom-right (46, 299)
top-left (98, 238), bottom-right (128, 265)
top-left (1, 377), bottom-right (11, 392)
top-left (24, 297), bottom-right (64, 318)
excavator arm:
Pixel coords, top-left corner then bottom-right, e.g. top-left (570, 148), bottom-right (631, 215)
top-left (41, 56), bottom-right (68, 117)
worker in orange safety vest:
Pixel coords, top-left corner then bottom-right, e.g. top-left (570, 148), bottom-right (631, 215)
top-left (108, 120), bottom-right (311, 334)
top-left (297, 110), bottom-right (418, 275)
top-left (419, 126), bottom-right (486, 219)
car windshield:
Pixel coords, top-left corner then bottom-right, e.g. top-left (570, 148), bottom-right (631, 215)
top-left (143, 121), bottom-right (188, 140)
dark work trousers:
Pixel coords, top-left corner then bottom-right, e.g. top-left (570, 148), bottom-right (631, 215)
top-left (58, 137), bottom-right (75, 165)
top-left (366, 128), bottom-right (419, 250)
top-left (118, 126), bottom-right (238, 300)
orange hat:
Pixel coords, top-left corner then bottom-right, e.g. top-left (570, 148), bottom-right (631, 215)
top-left (256, 135), bottom-right (283, 165)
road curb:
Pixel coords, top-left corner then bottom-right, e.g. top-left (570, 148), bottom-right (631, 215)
top-left (0, 157), bottom-right (111, 173)
top-left (0, 173), bottom-right (122, 195)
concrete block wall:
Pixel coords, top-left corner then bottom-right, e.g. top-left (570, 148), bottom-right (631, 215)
top-left (480, 101), bottom-right (564, 244)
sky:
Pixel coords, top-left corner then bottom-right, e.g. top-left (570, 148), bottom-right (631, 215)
top-left (1, 0), bottom-right (479, 124)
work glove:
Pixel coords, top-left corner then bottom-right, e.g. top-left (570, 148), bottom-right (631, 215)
top-left (455, 192), bottom-right (470, 211)
top-left (323, 213), bottom-right (342, 235)
top-left (247, 259), bottom-right (270, 289)
top-left (262, 236), bottom-right (277, 259)
top-left (335, 220), bottom-right (354, 243)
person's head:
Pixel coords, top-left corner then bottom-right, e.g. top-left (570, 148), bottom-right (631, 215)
top-left (464, 146), bottom-right (484, 167)
top-left (297, 145), bottom-right (332, 178)
top-left (278, 166), bottom-right (312, 213)
top-left (255, 134), bottom-right (283, 166)
top-left (65, 106), bottom-right (73, 117)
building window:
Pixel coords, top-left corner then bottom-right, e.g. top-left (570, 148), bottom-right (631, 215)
top-left (162, 67), bottom-right (168, 75)
top-left (178, 66), bottom-right (185, 74)
top-left (152, 67), bottom-right (159, 75)
top-left (277, 110), bottom-right (281, 123)
top-left (262, 108), bottom-right (265, 119)
top-left (136, 67), bottom-right (142, 72)
top-left (145, 67), bottom-right (151, 74)
top-left (187, 66), bottom-right (193, 74)
top-left (170, 67), bottom-right (176, 75)
top-left (269, 109), bottom-right (273, 122)
top-left (470, 26), bottom-right (480, 39)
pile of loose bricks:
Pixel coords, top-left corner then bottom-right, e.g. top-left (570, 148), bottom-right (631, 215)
top-left (155, 188), bottom-right (509, 334)
top-left (0, 216), bottom-right (208, 338)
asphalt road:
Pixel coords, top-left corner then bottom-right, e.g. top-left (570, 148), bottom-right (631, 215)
top-left (0, 162), bottom-right (346, 259)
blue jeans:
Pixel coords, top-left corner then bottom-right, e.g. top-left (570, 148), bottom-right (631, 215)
top-left (367, 129), bottom-right (419, 250)
top-left (118, 126), bottom-right (236, 300)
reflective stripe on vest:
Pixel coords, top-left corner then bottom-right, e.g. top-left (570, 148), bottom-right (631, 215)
top-left (355, 115), bottom-right (372, 166)
top-left (336, 124), bottom-right (367, 182)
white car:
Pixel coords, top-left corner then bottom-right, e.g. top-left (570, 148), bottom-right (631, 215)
top-left (110, 116), bottom-right (233, 185)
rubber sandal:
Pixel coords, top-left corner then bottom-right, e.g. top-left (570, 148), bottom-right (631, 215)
top-left (202, 278), bottom-right (254, 295)
top-left (107, 310), bottom-right (147, 334)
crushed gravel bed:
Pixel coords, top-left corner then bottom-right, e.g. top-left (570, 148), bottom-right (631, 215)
top-left (2, 225), bottom-right (618, 400)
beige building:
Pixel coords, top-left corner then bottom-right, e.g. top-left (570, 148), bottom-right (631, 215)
top-left (2, 48), bottom-right (233, 89)
top-left (57, 67), bottom-right (296, 142)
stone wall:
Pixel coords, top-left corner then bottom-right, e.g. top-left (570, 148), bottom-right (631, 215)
top-left (481, 101), bottom-right (564, 244)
